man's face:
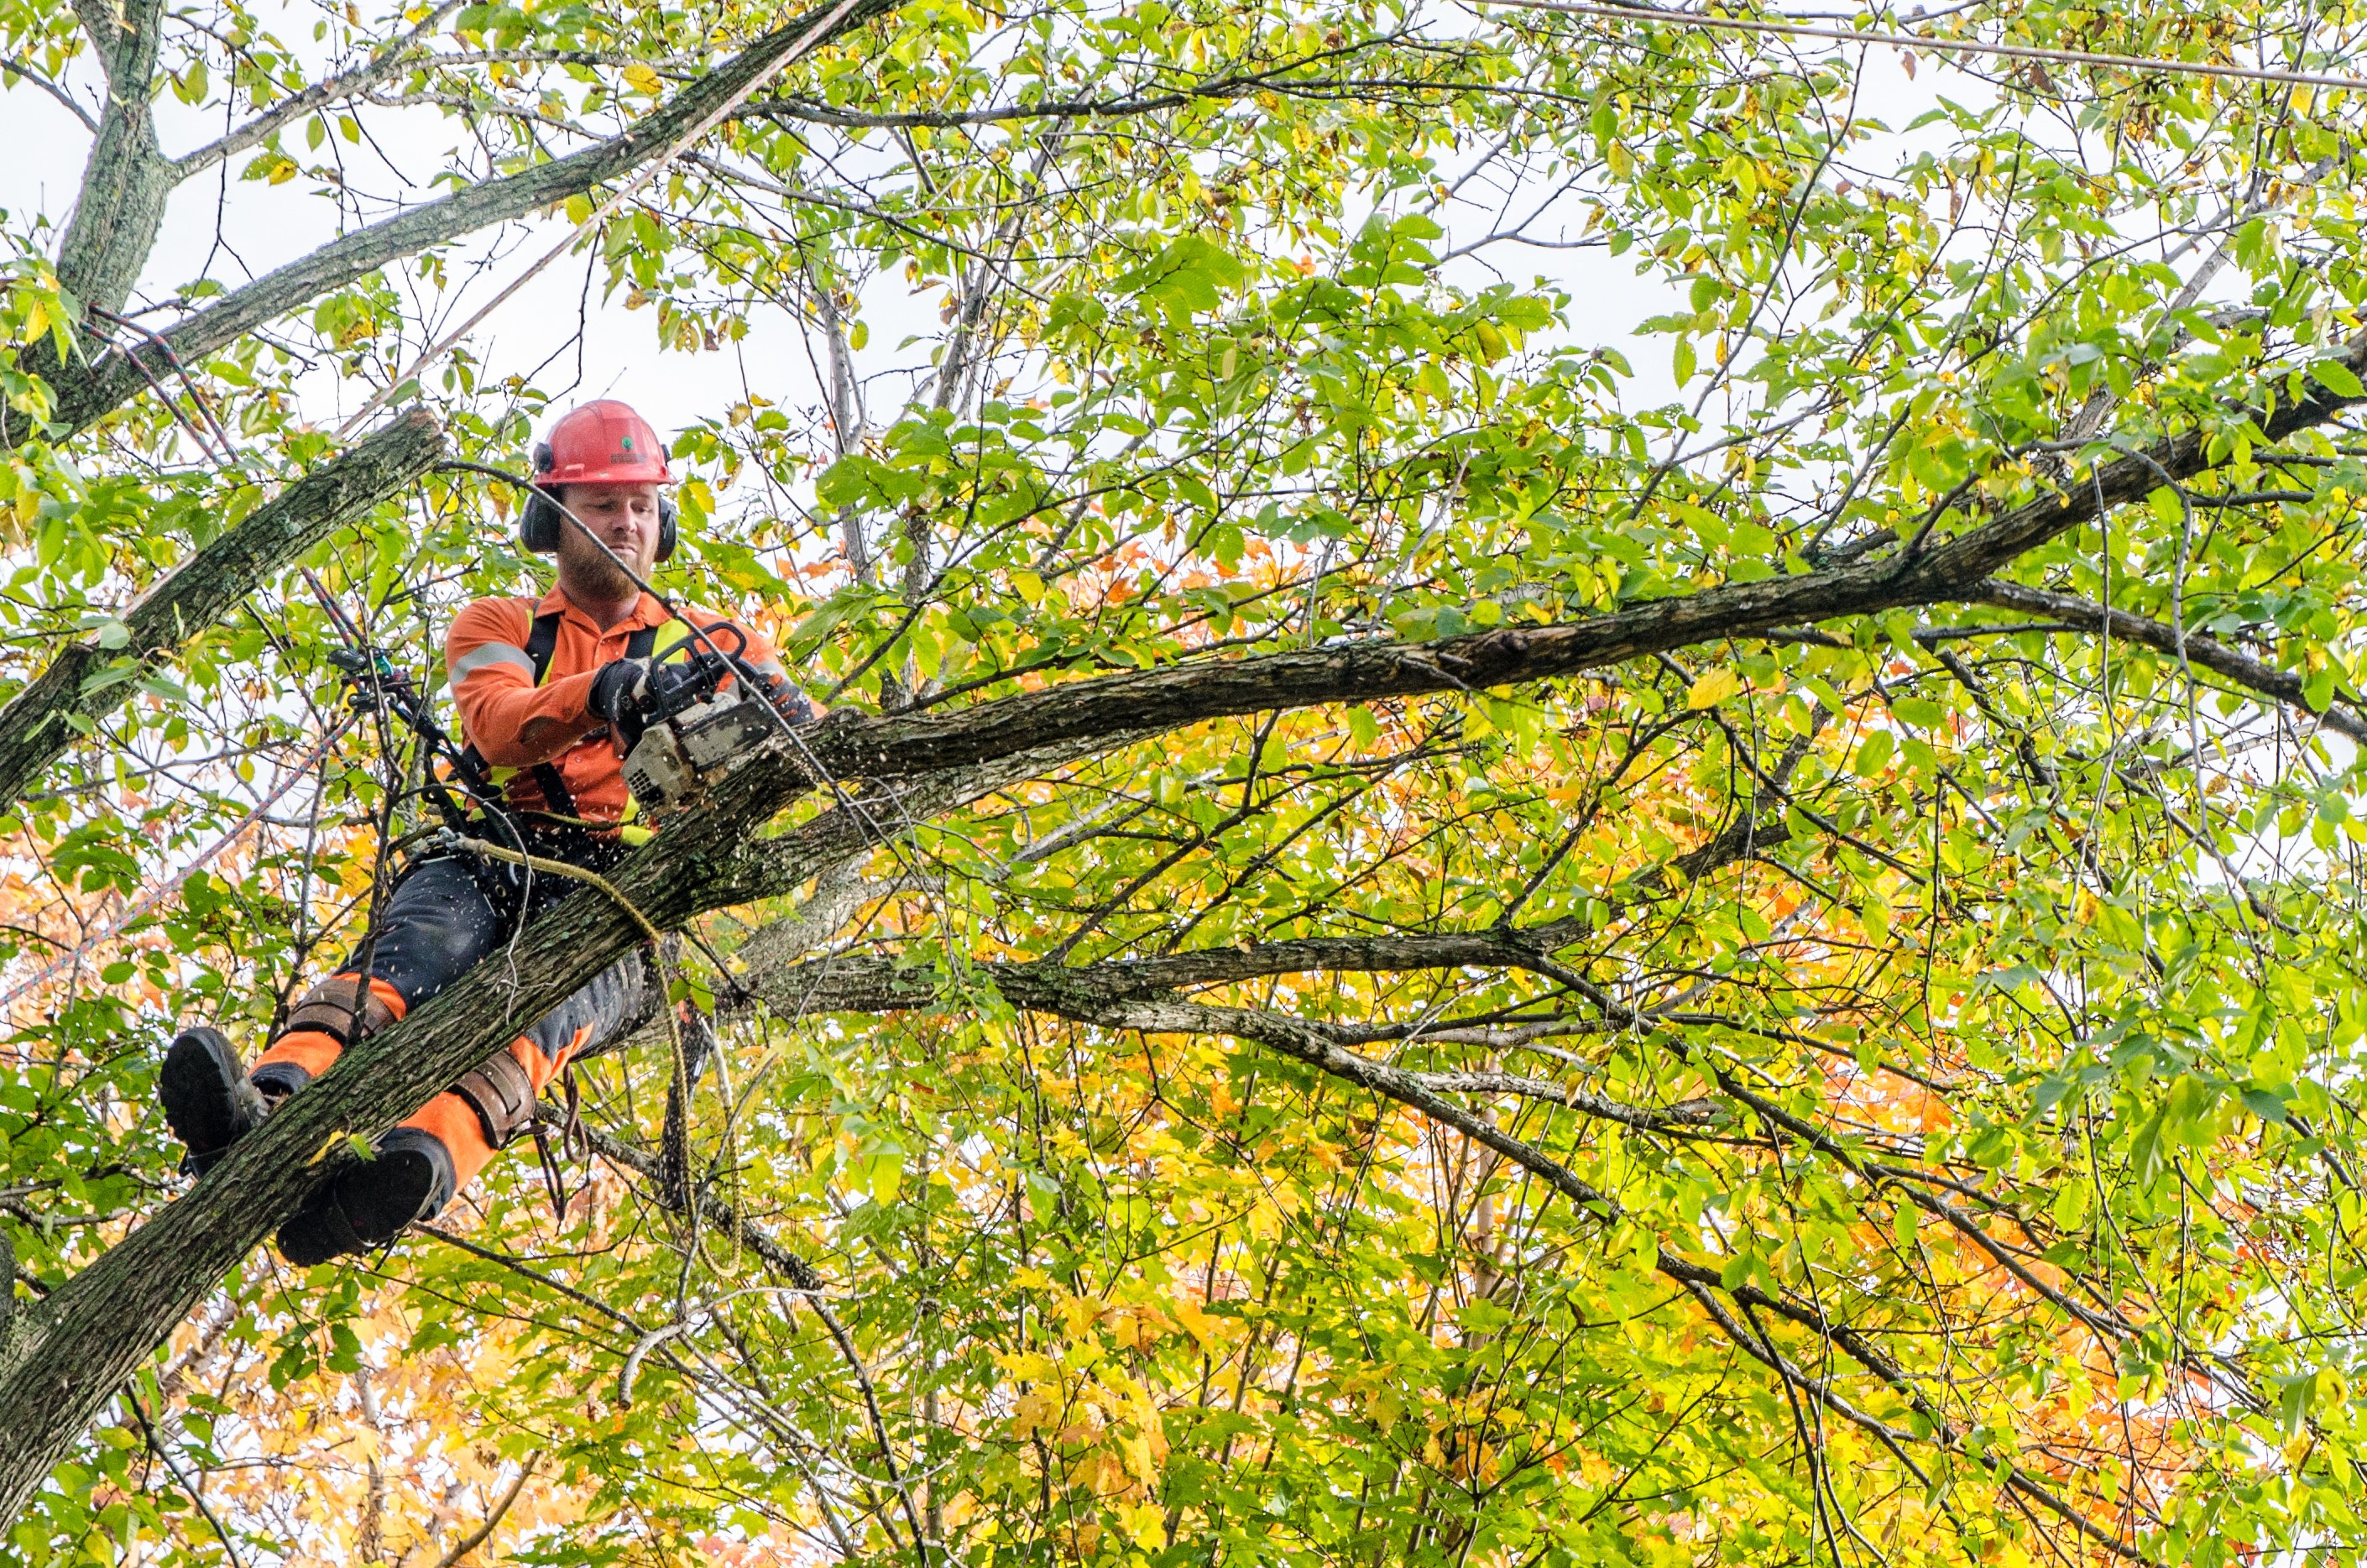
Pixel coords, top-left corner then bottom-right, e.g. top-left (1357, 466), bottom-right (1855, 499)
top-left (552, 482), bottom-right (663, 585)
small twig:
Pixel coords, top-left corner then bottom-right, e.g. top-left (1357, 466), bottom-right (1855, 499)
top-left (430, 1453), bottom-right (538, 1568)
top-left (127, 1391), bottom-right (244, 1568)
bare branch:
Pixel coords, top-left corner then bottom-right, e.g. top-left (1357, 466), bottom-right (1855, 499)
top-left (1976, 578), bottom-right (2367, 743)
top-left (171, 1), bottom-right (465, 174)
top-left (0, 58), bottom-right (98, 133)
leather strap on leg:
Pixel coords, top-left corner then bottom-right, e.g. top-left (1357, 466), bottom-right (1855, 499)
top-left (285, 975), bottom-right (399, 1047)
top-left (450, 1049), bottom-right (538, 1151)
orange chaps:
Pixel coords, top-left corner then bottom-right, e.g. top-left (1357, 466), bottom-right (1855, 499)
top-left (255, 848), bottom-right (645, 1200)
top-left (254, 980), bottom-right (593, 1191)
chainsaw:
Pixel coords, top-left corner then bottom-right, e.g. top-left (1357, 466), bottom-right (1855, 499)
top-left (617, 649), bottom-right (788, 814)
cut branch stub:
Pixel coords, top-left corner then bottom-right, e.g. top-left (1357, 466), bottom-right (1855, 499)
top-left (0, 408), bottom-right (447, 820)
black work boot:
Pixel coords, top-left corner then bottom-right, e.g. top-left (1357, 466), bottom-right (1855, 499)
top-left (275, 1128), bottom-right (456, 1267)
top-left (159, 1027), bottom-right (274, 1175)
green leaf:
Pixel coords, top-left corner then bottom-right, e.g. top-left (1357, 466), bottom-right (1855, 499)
top-left (2312, 358), bottom-right (2365, 398)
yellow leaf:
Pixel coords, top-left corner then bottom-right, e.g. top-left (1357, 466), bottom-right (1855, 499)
top-left (1171, 1295), bottom-right (1220, 1346)
top-left (623, 63), bottom-right (660, 92)
top-left (1011, 1387), bottom-right (1060, 1434)
top-left (1116, 1501), bottom-right (1166, 1548)
top-left (1057, 1293), bottom-right (1104, 1340)
top-left (1687, 667), bottom-right (1743, 709)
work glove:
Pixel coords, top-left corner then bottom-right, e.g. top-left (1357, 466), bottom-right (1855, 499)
top-left (587, 656), bottom-right (653, 749)
top-left (771, 686), bottom-right (819, 728)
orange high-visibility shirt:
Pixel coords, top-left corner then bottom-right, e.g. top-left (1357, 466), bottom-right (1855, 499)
top-left (445, 584), bottom-right (793, 827)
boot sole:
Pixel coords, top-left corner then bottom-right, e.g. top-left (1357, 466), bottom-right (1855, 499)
top-left (277, 1144), bottom-right (451, 1267)
top-left (159, 1027), bottom-right (264, 1160)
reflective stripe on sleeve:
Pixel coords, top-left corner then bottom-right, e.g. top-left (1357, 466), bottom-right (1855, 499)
top-left (451, 641), bottom-right (536, 681)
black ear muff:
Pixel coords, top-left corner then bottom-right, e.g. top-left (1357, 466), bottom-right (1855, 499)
top-left (520, 488), bottom-right (563, 553)
top-left (520, 442), bottom-right (562, 553)
top-left (521, 489), bottom-right (673, 560)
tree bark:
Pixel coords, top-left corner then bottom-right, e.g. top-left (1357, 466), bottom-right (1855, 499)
top-left (1976, 577), bottom-right (2367, 741)
top-left (55, 0), bottom-right (171, 325)
top-left (0, 409), bottom-right (446, 819)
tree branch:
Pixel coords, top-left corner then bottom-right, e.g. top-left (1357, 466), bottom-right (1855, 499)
top-left (55, 0), bottom-right (170, 318)
top-left (795, 341), bottom-right (2367, 786)
top-left (0, 410), bottom-right (446, 819)
top-left (1975, 577), bottom-right (2367, 743)
top-left (429, 1454), bottom-right (537, 1568)
top-left (171, 1), bottom-right (464, 174)
top-left (0, 58), bottom-right (99, 133)
top-left (38, 0), bottom-right (910, 435)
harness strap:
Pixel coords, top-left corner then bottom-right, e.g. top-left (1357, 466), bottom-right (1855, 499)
top-left (451, 1049), bottom-right (539, 1150)
top-left (513, 612), bottom-right (582, 818)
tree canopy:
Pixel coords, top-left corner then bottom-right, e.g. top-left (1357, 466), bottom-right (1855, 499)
top-left (3, 0), bottom-right (2366, 1561)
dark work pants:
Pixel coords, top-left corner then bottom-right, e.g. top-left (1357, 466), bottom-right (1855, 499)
top-left (340, 849), bottom-right (648, 1067)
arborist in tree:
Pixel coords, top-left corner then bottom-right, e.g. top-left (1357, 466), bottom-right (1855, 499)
top-left (154, 400), bottom-right (814, 1265)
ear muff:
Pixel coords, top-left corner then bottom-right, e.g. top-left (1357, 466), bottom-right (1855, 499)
top-left (656, 495), bottom-right (677, 563)
top-left (520, 442), bottom-right (562, 553)
top-left (520, 487), bottom-right (564, 553)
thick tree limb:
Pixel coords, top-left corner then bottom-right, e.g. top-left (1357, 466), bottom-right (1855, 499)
top-left (38, 0), bottom-right (908, 435)
top-left (1975, 578), bottom-right (2367, 743)
top-left (733, 940), bottom-right (1705, 1135)
top-left (735, 925), bottom-right (1594, 1015)
top-left (54, 0), bottom-right (170, 319)
top-left (800, 342), bottom-right (2367, 785)
top-left (0, 410), bottom-right (446, 820)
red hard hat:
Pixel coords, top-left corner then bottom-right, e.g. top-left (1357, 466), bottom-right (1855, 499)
top-left (532, 400), bottom-right (671, 486)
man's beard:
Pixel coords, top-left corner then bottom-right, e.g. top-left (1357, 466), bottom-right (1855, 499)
top-left (577, 553), bottom-right (638, 599)
top-left (561, 536), bottom-right (641, 600)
